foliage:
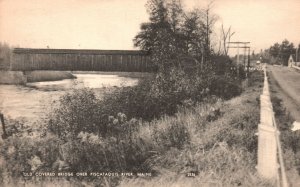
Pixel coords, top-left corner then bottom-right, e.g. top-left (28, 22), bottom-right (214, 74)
top-left (0, 1), bottom-right (260, 186)
top-left (120, 71), bottom-right (272, 187)
top-left (133, 0), bottom-right (218, 70)
top-left (152, 119), bottom-right (190, 150)
top-left (0, 42), bottom-right (12, 70)
top-left (100, 65), bottom-right (241, 121)
top-left (0, 134), bottom-right (61, 178)
top-left (0, 71), bottom-right (273, 186)
top-left (48, 89), bottom-right (102, 140)
top-left (209, 74), bottom-right (242, 99)
top-left (270, 94), bottom-right (300, 174)
top-left (267, 39), bottom-right (296, 65)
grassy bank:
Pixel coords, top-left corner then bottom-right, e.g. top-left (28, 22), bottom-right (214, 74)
top-left (118, 71), bottom-right (271, 187)
top-left (0, 71), bottom-right (274, 186)
top-left (26, 71), bottom-right (76, 82)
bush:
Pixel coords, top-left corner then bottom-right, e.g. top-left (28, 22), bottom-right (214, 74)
top-left (209, 75), bottom-right (242, 99)
top-left (100, 66), bottom-right (241, 121)
top-left (0, 134), bottom-right (61, 178)
top-left (48, 89), bottom-right (103, 140)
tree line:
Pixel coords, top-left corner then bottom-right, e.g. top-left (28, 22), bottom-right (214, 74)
top-left (263, 39), bottom-right (300, 65)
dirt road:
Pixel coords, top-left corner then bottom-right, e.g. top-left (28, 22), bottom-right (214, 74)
top-left (268, 65), bottom-right (300, 121)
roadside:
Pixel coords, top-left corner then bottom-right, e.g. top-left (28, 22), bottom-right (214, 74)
top-left (267, 65), bottom-right (300, 122)
top-left (267, 65), bottom-right (300, 186)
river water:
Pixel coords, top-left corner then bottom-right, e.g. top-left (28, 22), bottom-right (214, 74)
top-left (0, 73), bottom-right (139, 123)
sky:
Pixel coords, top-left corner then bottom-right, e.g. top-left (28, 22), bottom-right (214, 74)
top-left (0, 0), bottom-right (300, 53)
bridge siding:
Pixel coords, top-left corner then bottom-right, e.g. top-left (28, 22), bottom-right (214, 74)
top-left (11, 48), bottom-right (155, 72)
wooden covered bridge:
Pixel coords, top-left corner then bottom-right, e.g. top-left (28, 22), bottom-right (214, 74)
top-left (11, 48), bottom-right (155, 72)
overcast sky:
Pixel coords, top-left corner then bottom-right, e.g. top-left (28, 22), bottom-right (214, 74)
top-left (0, 0), bottom-right (299, 53)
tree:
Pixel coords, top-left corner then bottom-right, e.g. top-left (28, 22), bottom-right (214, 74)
top-left (269, 42), bottom-right (280, 58)
top-left (181, 9), bottom-right (205, 59)
top-left (218, 24), bottom-right (235, 56)
top-left (133, 0), bottom-right (218, 71)
top-left (279, 39), bottom-right (295, 65)
top-left (268, 39), bottom-right (295, 65)
top-left (133, 0), bottom-right (179, 70)
top-left (200, 1), bottom-right (218, 61)
top-left (0, 42), bottom-right (12, 70)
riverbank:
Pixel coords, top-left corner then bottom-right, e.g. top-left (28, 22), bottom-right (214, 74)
top-left (71, 71), bottom-right (154, 79)
top-left (0, 71), bottom-right (76, 84)
top-left (26, 71), bottom-right (76, 83)
top-left (0, 70), bottom-right (272, 187)
top-left (0, 71), bottom-right (26, 84)
top-left (119, 70), bottom-right (269, 187)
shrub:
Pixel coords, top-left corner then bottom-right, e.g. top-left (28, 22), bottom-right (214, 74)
top-left (209, 75), bottom-right (242, 99)
top-left (48, 88), bottom-right (103, 139)
top-left (99, 66), bottom-right (241, 121)
top-left (0, 134), bottom-right (61, 178)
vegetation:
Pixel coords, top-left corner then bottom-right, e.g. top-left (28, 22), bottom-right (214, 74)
top-left (133, 0), bottom-right (225, 71)
top-left (270, 92), bottom-right (300, 185)
top-left (263, 39), bottom-right (299, 65)
top-left (0, 71), bottom-right (275, 186)
top-left (0, 0), bottom-right (284, 186)
top-left (0, 42), bottom-right (12, 70)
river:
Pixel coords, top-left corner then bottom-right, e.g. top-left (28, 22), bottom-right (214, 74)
top-left (0, 73), bottom-right (139, 123)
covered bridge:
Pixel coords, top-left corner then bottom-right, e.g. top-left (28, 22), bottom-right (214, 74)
top-left (11, 48), bottom-right (155, 72)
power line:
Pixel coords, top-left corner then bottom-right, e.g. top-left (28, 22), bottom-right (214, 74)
top-left (227, 41), bottom-right (251, 77)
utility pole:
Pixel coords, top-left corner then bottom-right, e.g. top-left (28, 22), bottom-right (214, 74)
top-left (237, 43), bottom-right (240, 66)
top-left (243, 47), bottom-right (246, 68)
top-left (227, 42), bottom-right (251, 78)
top-left (248, 47), bottom-right (251, 75)
top-left (296, 47), bottom-right (298, 62)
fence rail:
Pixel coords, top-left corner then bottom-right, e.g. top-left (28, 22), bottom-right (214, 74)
top-left (257, 64), bottom-right (288, 187)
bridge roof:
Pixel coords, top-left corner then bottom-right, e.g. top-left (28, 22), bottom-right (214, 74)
top-left (13, 48), bottom-right (149, 55)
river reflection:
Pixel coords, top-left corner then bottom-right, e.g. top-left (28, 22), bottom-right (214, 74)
top-left (0, 73), bottom-right (139, 122)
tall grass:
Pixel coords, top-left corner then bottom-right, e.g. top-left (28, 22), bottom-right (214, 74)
top-left (269, 94), bottom-right (300, 185)
top-left (119, 71), bottom-right (272, 186)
